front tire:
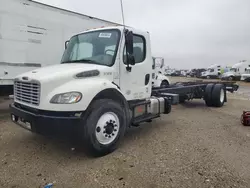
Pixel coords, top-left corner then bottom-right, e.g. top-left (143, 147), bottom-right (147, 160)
top-left (81, 99), bottom-right (127, 157)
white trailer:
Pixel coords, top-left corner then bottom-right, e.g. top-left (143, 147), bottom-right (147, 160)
top-left (0, 0), bottom-right (120, 95)
top-left (222, 60), bottom-right (250, 81)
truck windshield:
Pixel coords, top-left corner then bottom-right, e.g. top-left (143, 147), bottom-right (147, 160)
top-left (230, 68), bottom-right (237, 72)
top-left (208, 68), bottom-right (214, 72)
top-left (61, 29), bottom-right (120, 66)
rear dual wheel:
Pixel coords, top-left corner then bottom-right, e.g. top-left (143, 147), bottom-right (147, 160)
top-left (204, 84), bottom-right (226, 107)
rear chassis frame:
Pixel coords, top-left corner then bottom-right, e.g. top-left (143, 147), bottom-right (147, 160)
top-left (152, 80), bottom-right (239, 104)
top-left (129, 80), bottom-right (238, 126)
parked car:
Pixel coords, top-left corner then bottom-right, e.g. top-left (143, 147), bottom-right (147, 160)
top-left (187, 69), bottom-right (206, 78)
top-left (170, 70), bottom-right (181, 76)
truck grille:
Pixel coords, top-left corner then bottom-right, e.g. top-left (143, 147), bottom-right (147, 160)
top-left (14, 81), bottom-right (40, 106)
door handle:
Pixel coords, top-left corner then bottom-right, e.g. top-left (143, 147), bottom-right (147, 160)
top-left (145, 74), bottom-right (150, 85)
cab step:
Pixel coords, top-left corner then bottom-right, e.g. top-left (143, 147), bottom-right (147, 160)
top-left (131, 113), bottom-right (160, 126)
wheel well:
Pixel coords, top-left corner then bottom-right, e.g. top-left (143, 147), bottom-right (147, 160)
top-left (91, 88), bottom-right (131, 126)
top-left (162, 80), bottom-right (169, 84)
top-left (92, 88), bottom-right (127, 107)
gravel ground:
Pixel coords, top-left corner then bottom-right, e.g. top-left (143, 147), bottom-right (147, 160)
top-left (1, 77), bottom-right (250, 188)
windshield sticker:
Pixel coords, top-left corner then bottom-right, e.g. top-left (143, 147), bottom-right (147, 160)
top-left (99, 33), bottom-right (112, 38)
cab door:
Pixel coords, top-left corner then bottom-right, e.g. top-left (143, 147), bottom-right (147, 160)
top-left (119, 31), bottom-right (152, 101)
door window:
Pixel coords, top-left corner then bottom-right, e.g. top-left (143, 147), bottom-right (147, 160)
top-left (123, 34), bottom-right (146, 64)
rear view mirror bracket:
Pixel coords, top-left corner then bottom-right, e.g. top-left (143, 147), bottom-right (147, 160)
top-left (65, 40), bottom-right (69, 49)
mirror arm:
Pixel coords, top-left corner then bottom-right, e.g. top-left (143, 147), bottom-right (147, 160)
top-left (126, 65), bottom-right (132, 72)
top-left (65, 40), bottom-right (69, 49)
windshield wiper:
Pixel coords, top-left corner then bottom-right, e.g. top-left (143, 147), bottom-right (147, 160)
top-left (61, 59), bottom-right (99, 64)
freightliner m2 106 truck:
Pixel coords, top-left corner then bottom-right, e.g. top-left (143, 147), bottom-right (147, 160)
top-left (10, 26), bottom-right (239, 156)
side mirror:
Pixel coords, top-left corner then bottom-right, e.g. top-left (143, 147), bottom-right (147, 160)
top-left (65, 40), bottom-right (69, 49)
top-left (127, 54), bottom-right (135, 66)
top-left (125, 30), bottom-right (135, 66)
top-left (160, 60), bottom-right (164, 68)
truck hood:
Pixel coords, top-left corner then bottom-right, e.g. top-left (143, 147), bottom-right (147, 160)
top-left (222, 71), bottom-right (235, 77)
top-left (241, 73), bottom-right (250, 77)
top-left (203, 71), bottom-right (210, 76)
top-left (16, 63), bottom-right (112, 83)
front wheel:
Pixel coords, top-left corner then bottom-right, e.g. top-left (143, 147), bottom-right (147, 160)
top-left (81, 99), bottom-right (127, 157)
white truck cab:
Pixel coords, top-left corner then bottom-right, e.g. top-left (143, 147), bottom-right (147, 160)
top-left (10, 26), bottom-right (172, 156)
top-left (12, 27), bottom-right (152, 110)
top-left (201, 64), bottom-right (221, 79)
top-left (241, 67), bottom-right (250, 82)
top-left (222, 60), bottom-right (250, 81)
top-left (152, 57), bottom-right (171, 87)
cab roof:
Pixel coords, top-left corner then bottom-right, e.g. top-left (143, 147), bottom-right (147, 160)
top-left (70, 26), bottom-right (149, 39)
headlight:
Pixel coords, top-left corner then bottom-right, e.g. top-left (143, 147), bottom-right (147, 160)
top-left (50, 92), bottom-right (82, 104)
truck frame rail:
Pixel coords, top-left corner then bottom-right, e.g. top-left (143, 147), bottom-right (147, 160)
top-left (152, 80), bottom-right (239, 105)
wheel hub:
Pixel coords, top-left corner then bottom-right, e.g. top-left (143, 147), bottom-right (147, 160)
top-left (105, 124), bottom-right (114, 134)
top-left (220, 88), bottom-right (225, 103)
top-left (105, 120), bottom-right (117, 135)
top-left (95, 112), bottom-right (120, 145)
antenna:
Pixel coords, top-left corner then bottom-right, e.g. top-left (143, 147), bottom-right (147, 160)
top-left (120, 0), bottom-right (126, 28)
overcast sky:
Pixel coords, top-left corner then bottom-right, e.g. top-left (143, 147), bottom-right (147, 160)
top-left (37, 0), bottom-right (250, 69)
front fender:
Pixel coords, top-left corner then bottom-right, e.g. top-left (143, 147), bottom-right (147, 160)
top-left (158, 74), bottom-right (171, 84)
top-left (40, 78), bottom-right (120, 111)
top-left (153, 74), bottom-right (171, 87)
top-left (222, 73), bottom-right (234, 78)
